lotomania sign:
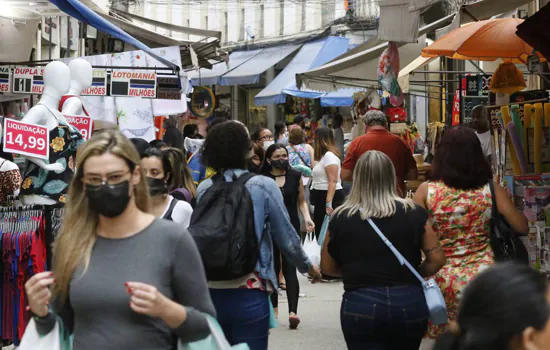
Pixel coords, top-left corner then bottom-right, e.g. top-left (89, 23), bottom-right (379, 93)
top-left (110, 70), bottom-right (157, 98)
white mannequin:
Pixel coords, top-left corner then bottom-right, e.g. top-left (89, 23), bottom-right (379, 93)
top-left (21, 61), bottom-right (72, 205)
top-left (61, 58), bottom-right (93, 115)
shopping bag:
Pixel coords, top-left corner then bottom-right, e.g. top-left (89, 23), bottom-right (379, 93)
top-left (179, 314), bottom-right (249, 350)
top-left (318, 215), bottom-right (330, 248)
top-left (302, 232), bottom-right (321, 266)
top-left (19, 317), bottom-right (72, 350)
top-left (268, 298), bottom-right (278, 329)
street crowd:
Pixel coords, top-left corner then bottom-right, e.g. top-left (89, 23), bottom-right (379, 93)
top-left (21, 108), bottom-right (550, 350)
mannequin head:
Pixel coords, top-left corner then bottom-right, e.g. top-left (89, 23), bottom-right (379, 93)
top-left (68, 59), bottom-right (92, 94)
top-left (43, 61), bottom-right (71, 99)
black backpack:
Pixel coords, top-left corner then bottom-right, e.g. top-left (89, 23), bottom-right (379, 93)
top-left (188, 172), bottom-right (258, 281)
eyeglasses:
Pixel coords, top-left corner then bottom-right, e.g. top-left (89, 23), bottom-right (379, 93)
top-left (82, 171), bottom-right (131, 187)
top-left (259, 134), bottom-right (273, 141)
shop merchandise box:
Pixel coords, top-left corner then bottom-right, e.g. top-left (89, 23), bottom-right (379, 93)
top-left (523, 186), bottom-right (550, 226)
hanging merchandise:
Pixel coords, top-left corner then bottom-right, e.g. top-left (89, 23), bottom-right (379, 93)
top-left (377, 42), bottom-right (405, 107)
top-left (0, 204), bottom-right (64, 346)
top-left (489, 62), bottom-right (527, 94)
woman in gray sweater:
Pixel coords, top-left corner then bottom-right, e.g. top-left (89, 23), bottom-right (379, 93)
top-left (24, 130), bottom-right (215, 349)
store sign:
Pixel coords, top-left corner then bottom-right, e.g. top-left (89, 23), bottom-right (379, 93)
top-left (452, 90), bottom-right (461, 126)
top-left (0, 67), bottom-right (10, 93)
top-left (12, 67), bottom-right (45, 94)
top-left (156, 76), bottom-right (182, 100)
top-left (82, 70), bottom-right (107, 96)
top-left (110, 70), bottom-right (157, 98)
top-left (465, 76), bottom-right (480, 96)
top-left (64, 115), bottom-right (93, 141)
top-left (2, 119), bottom-right (49, 159)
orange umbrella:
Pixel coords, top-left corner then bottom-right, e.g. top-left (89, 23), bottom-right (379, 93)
top-left (422, 18), bottom-right (545, 64)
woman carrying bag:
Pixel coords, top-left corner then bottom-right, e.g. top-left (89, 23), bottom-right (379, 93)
top-left (321, 151), bottom-right (446, 349)
top-left (24, 130), bottom-right (216, 349)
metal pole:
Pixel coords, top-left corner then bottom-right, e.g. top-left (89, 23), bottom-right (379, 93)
top-left (48, 17), bottom-right (53, 60)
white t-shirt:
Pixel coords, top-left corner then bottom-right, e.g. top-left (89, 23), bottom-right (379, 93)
top-left (476, 131), bottom-right (493, 157)
top-left (161, 196), bottom-right (193, 228)
top-left (311, 151), bottom-right (343, 191)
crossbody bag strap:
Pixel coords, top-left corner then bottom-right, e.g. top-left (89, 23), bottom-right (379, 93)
top-left (291, 145), bottom-right (311, 168)
top-left (366, 217), bottom-right (426, 286)
top-left (488, 181), bottom-right (499, 219)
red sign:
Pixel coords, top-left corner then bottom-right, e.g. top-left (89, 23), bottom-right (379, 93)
top-left (64, 115), bottom-right (93, 140)
top-left (452, 90), bottom-right (461, 126)
top-left (3, 119), bottom-right (49, 159)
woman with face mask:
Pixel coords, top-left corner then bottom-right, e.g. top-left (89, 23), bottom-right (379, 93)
top-left (260, 144), bottom-right (315, 330)
top-left (253, 128), bottom-right (274, 151)
top-left (141, 147), bottom-right (193, 226)
top-left (248, 143), bottom-right (265, 174)
top-left (24, 130), bottom-right (215, 349)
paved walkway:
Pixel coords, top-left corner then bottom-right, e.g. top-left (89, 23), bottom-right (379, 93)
top-left (269, 274), bottom-right (346, 350)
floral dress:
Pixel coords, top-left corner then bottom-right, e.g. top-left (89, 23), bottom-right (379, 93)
top-left (425, 181), bottom-right (494, 339)
top-left (21, 118), bottom-right (84, 204)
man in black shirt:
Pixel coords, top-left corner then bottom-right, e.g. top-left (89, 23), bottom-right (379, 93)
top-left (162, 116), bottom-right (183, 149)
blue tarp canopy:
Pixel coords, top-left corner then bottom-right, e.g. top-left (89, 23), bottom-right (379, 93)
top-left (49, 0), bottom-right (177, 71)
top-left (220, 45), bottom-right (299, 85)
top-left (320, 88), bottom-right (365, 107)
top-left (254, 37), bottom-right (349, 106)
top-left (189, 45), bottom-right (300, 86)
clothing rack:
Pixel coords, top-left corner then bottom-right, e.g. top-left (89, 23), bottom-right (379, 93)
top-left (0, 202), bottom-right (64, 346)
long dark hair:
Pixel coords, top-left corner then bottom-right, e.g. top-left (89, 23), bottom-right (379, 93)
top-left (431, 126), bottom-right (492, 190)
top-left (314, 127), bottom-right (339, 161)
top-left (434, 263), bottom-right (550, 350)
top-left (274, 121), bottom-right (286, 142)
top-left (141, 147), bottom-right (170, 178)
top-left (260, 144), bottom-right (288, 175)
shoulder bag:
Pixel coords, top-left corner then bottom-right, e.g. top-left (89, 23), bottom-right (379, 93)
top-left (290, 145), bottom-right (311, 168)
top-left (366, 218), bottom-right (448, 325)
top-left (488, 182), bottom-right (529, 264)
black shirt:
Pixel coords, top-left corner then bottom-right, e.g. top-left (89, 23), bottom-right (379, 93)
top-left (328, 201), bottom-right (428, 290)
top-left (163, 126), bottom-right (183, 149)
top-left (266, 169), bottom-right (301, 235)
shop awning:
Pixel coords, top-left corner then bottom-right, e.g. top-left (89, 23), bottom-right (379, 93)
top-left (460, 0), bottom-right (534, 22)
top-left (188, 61), bottom-right (228, 86)
top-left (295, 16), bottom-right (454, 92)
top-left (320, 88), bottom-right (365, 107)
top-left (220, 45), bottom-right (300, 86)
top-left (255, 37), bottom-right (349, 106)
top-left (398, 56), bottom-right (436, 93)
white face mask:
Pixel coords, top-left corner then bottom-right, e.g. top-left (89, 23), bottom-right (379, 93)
top-left (263, 140), bottom-right (274, 151)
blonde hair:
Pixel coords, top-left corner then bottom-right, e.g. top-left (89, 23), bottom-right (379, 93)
top-left (163, 147), bottom-right (196, 197)
top-left (334, 150), bottom-right (414, 220)
top-left (52, 130), bottom-right (150, 303)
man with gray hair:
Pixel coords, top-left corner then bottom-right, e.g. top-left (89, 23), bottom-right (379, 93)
top-left (341, 110), bottom-right (417, 197)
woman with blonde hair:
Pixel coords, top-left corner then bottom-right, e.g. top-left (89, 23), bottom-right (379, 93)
top-left (321, 150), bottom-right (446, 350)
top-left (163, 147), bottom-right (196, 203)
top-left (24, 130), bottom-right (215, 349)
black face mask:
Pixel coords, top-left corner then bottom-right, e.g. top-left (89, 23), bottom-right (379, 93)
top-left (271, 159), bottom-right (289, 170)
top-left (147, 177), bottom-right (168, 196)
top-left (248, 159), bottom-right (261, 174)
top-left (86, 181), bottom-right (131, 218)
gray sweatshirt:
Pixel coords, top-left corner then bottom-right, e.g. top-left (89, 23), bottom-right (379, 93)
top-left (35, 219), bottom-right (216, 349)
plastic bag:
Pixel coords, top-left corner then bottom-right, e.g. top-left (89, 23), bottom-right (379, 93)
top-left (302, 232), bottom-right (321, 266)
top-left (180, 314), bottom-right (249, 350)
top-left (19, 318), bottom-right (71, 350)
top-left (318, 215), bottom-right (330, 248)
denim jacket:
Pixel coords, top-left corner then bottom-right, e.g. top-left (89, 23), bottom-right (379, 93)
top-left (196, 169), bottom-right (311, 289)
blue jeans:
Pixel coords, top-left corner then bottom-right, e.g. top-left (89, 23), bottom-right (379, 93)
top-left (340, 285), bottom-right (429, 350)
top-left (209, 289), bottom-right (270, 350)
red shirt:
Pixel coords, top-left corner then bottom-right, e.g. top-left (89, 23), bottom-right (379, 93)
top-left (342, 128), bottom-right (417, 196)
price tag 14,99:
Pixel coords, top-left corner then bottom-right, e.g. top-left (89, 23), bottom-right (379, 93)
top-left (3, 119), bottom-right (49, 159)
top-left (64, 115), bottom-right (93, 141)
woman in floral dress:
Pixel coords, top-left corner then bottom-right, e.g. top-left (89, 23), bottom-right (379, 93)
top-left (414, 126), bottom-right (528, 340)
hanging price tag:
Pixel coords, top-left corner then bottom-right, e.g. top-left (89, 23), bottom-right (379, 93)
top-left (3, 119), bottom-right (49, 159)
top-left (64, 115), bottom-right (93, 141)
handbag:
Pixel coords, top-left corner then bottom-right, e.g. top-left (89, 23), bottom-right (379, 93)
top-left (366, 218), bottom-right (448, 325)
top-left (179, 314), bottom-right (249, 350)
top-left (488, 182), bottom-right (529, 264)
top-left (19, 316), bottom-right (72, 350)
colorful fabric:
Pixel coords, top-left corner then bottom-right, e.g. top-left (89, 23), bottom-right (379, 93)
top-left (425, 181), bottom-right (494, 339)
top-left (21, 118), bottom-right (84, 204)
top-left (287, 144), bottom-right (311, 168)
